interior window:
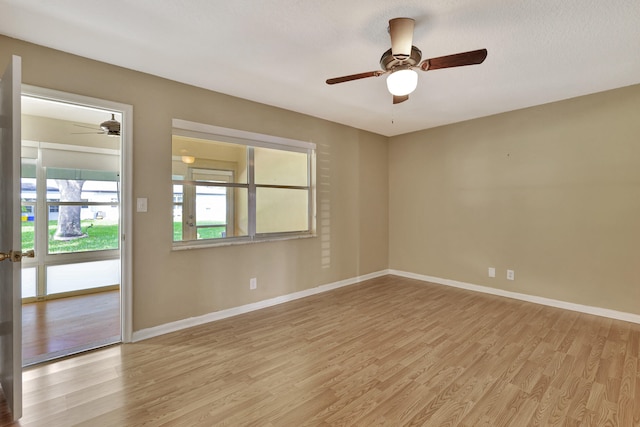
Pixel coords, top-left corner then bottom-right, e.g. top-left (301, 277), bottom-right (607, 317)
top-left (171, 123), bottom-right (315, 248)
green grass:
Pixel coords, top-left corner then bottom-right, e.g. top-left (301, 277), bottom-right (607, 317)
top-left (21, 220), bottom-right (119, 254)
top-left (22, 220), bottom-right (226, 252)
top-left (173, 221), bottom-right (226, 241)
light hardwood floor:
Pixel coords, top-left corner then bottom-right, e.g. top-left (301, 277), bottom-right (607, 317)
top-left (1, 275), bottom-right (638, 426)
top-left (22, 291), bottom-right (121, 366)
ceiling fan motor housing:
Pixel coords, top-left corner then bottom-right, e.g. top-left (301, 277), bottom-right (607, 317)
top-left (100, 114), bottom-right (121, 136)
top-left (380, 46), bottom-right (422, 71)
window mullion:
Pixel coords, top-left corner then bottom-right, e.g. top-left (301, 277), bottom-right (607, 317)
top-left (36, 150), bottom-right (47, 297)
top-left (248, 147), bottom-right (256, 238)
top-left (308, 149), bottom-right (314, 234)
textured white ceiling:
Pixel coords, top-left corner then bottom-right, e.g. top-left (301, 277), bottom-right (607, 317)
top-left (2, 0), bottom-right (639, 136)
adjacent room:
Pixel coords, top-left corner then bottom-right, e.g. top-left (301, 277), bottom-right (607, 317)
top-left (20, 96), bottom-right (122, 366)
top-left (0, 0), bottom-right (639, 425)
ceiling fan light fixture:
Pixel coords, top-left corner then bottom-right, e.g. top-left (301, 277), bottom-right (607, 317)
top-left (386, 68), bottom-right (418, 96)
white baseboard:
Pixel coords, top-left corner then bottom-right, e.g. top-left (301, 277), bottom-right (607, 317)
top-left (388, 269), bottom-right (640, 325)
top-left (132, 270), bottom-right (388, 342)
top-left (133, 268), bottom-right (640, 342)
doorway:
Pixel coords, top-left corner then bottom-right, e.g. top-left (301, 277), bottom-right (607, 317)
top-left (20, 88), bottom-right (132, 365)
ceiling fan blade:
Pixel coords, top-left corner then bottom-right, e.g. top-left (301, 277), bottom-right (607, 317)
top-left (420, 49), bottom-right (488, 71)
top-left (326, 70), bottom-right (384, 85)
top-left (73, 124), bottom-right (101, 131)
top-left (393, 95), bottom-right (409, 104)
top-left (389, 18), bottom-right (415, 60)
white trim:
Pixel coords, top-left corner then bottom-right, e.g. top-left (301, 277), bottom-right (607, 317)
top-left (132, 270), bottom-right (388, 342)
top-left (388, 269), bottom-right (640, 325)
top-left (21, 85), bottom-right (127, 117)
top-left (21, 84), bottom-right (134, 343)
top-left (172, 118), bottom-right (316, 151)
top-left (171, 233), bottom-right (315, 251)
top-left (134, 267), bottom-right (640, 342)
top-left (121, 104), bottom-right (133, 343)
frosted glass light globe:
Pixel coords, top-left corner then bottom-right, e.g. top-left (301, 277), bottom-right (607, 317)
top-left (386, 68), bottom-right (418, 96)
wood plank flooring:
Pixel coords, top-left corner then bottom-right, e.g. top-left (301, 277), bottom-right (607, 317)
top-left (1, 275), bottom-right (638, 426)
top-left (22, 291), bottom-right (121, 366)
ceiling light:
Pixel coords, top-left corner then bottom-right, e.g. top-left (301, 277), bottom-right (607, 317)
top-left (386, 68), bottom-right (418, 96)
top-left (181, 155), bottom-right (195, 164)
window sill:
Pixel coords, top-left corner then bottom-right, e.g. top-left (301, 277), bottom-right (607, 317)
top-left (171, 233), bottom-right (316, 251)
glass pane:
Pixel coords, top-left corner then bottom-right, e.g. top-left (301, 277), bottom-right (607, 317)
top-left (21, 267), bottom-right (36, 299)
top-left (173, 184), bottom-right (184, 241)
top-left (22, 160), bottom-right (36, 178)
top-left (47, 205), bottom-right (119, 254)
top-left (21, 163), bottom-right (37, 252)
top-left (254, 147), bottom-right (308, 186)
top-left (46, 176), bottom-right (119, 204)
top-left (195, 185), bottom-right (228, 240)
top-left (173, 205), bottom-right (183, 242)
top-left (47, 260), bottom-right (120, 295)
top-left (194, 185), bottom-right (247, 239)
top-left (44, 167), bottom-right (120, 254)
top-left (175, 187), bottom-right (248, 241)
top-left (21, 205), bottom-right (35, 252)
top-left (81, 180), bottom-right (119, 202)
top-left (172, 136), bottom-right (247, 184)
top-left (46, 168), bottom-right (119, 181)
top-left (256, 188), bottom-right (309, 233)
top-left (173, 184), bottom-right (184, 204)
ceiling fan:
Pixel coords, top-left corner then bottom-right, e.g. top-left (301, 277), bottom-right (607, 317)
top-left (72, 114), bottom-right (121, 136)
top-left (326, 18), bottom-right (488, 104)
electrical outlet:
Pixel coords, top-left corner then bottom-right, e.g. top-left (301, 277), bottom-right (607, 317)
top-left (488, 267), bottom-right (496, 278)
top-left (250, 278), bottom-right (257, 290)
top-left (507, 270), bottom-right (515, 281)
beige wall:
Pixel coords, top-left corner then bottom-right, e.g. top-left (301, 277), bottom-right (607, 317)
top-left (1, 36), bottom-right (389, 331)
top-left (389, 84), bottom-right (640, 315)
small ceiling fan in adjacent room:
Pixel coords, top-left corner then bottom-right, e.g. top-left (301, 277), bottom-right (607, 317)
top-left (326, 18), bottom-right (488, 104)
top-left (72, 113), bottom-right (121, 136)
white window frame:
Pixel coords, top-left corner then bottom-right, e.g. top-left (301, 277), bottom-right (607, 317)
top-left (172, 119), bottom-right (316, 250)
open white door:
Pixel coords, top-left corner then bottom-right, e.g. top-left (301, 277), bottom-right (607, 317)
top-left (0, 55), bottom-right (24, 421)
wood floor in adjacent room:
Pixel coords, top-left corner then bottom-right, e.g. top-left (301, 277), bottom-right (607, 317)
top-left (22, 291), bottom-right (121, 366)
top-left (1, 275), bottom-right (638, 426)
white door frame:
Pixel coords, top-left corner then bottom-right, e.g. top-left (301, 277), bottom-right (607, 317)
top-left (22, 85), bottom-right (133, 343)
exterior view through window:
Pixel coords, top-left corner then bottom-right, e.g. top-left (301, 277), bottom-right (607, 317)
top-left (20, 143), bottom-right (121, 300)
top-left (172, 121), bottom-right (315, 247)
top-left (22, 165), bottom-right (120, 255)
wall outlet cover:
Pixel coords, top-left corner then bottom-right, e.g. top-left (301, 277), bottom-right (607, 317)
top-left (136, 197), bottom-right (148, 212)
